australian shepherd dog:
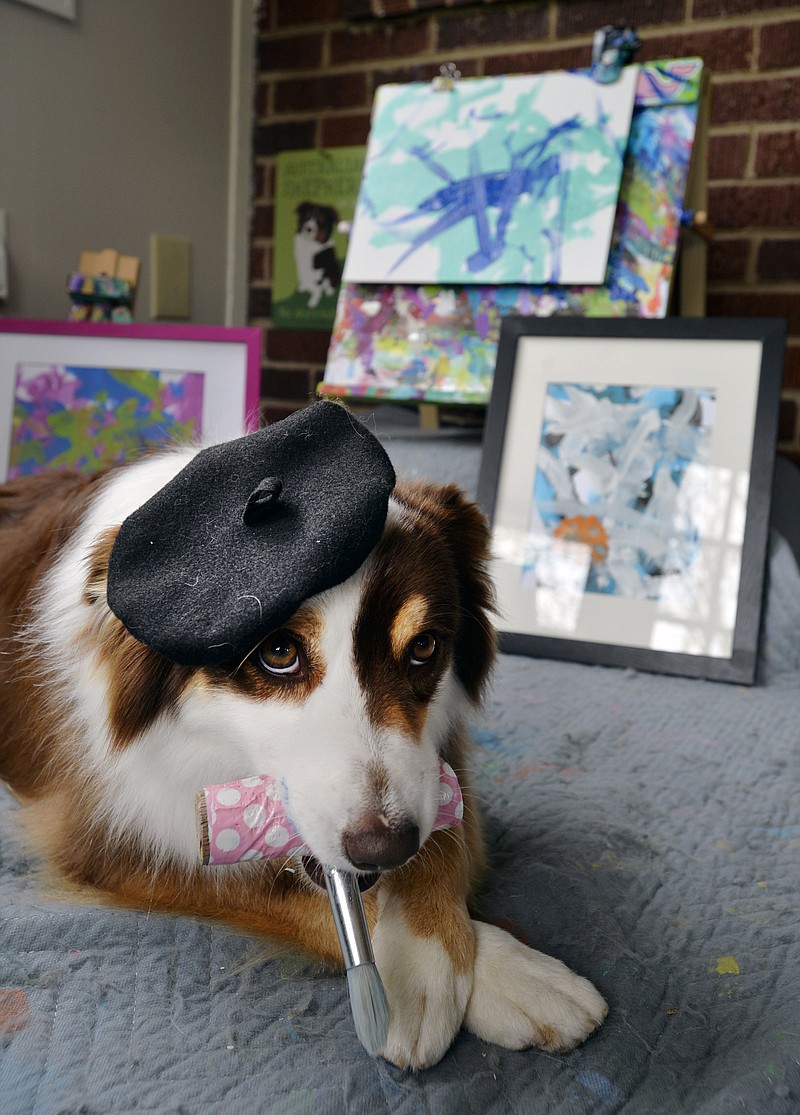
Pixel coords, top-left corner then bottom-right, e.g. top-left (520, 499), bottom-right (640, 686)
top-left (0, 430), bottom-right (606, 1069)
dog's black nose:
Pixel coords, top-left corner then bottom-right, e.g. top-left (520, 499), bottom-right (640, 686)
top-left (343, 815), bottom-right (420, 871)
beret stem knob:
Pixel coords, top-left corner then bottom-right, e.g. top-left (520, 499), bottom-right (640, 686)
top-left (243, 477), bottom-right (283, 526)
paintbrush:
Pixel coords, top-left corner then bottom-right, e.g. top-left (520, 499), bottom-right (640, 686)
top-left (196, 759), bottom-right (464, 1054)
top-left (322, 864), bottom-right (390, 1057)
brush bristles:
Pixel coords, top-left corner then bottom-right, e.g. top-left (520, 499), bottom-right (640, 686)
top-left (195, 791), bottom-right (210, 865)
top-left (346, 962), bottom-right (390, 1056)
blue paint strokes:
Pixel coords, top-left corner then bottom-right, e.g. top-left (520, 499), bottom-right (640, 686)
top-left (526, 382), bottom-right (717, 601)
top-left (576, 1069), bottom-right (624, 1105)
top-left (280, 1016), bottom-right (304, 1044)
top-left (763, 826), bottom-right (800, 840)
top-left (383, 119), bottom-right (582, 279)
top-left (470, 727), bottom-right (505, 751)
top-left (278, 776), bottom-right (305, 846)
top-left (346, 69), bottom-right (639, 286)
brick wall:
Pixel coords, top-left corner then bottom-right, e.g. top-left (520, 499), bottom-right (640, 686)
top-left (251, 0), bottom-right (800, 457)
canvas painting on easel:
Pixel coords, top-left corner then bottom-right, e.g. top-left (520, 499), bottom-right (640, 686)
top-left (343, 68), bottom-right (639, 287)
top-left (322, 59), bottom-right (705, 407)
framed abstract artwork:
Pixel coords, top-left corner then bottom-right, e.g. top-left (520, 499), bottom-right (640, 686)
top-left (476, 316), bottom-right (786, 684)
top-left (0, 319), bottom-right (262, 482)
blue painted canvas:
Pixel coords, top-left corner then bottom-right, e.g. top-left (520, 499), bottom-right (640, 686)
top-left (343, 68), bottom-right (639, 286)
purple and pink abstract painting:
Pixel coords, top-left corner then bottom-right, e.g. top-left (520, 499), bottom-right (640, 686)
top-left (9, 363), bottom-right (204, 478)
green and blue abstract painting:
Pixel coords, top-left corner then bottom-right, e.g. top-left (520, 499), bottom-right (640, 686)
top-left (9, 363), bottom-right (204, 478)
top-left (344, 68), bottom-right (639, 287)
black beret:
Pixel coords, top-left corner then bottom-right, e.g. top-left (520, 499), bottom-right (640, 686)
top-left (106, 401), bottom-right (396, 666)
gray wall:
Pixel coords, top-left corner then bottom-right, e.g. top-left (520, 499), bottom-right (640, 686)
top-left (0, 0), bottom-right (236, 324)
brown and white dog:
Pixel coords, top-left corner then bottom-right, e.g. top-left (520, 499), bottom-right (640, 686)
top-left (0, 448), bottom-right (606, 1070)
top-left (294, 201), bottom-right (341, 309)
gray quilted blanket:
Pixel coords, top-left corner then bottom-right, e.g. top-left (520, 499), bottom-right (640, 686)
top-left (1, 408), bottom-right (798, 1114)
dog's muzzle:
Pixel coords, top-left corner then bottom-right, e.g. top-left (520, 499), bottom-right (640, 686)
top-left (302, 816), bottom-right (420, 893)
top-left (343, 814), bottom-right (420, 872)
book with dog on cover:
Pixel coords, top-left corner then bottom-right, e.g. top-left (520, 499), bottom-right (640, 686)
top-left (272, 146), bottom-right (365, 332)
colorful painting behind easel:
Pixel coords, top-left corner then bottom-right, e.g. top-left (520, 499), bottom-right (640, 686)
top-left (322, 59), bottom-right (703, 407)
top-left (9, 363), bottom-right (204, 478)
top-left (343, 68), bottom-right (639, 287)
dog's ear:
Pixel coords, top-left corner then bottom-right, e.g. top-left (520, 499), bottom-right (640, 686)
top-left (395, 481), bottom-right (497, 702)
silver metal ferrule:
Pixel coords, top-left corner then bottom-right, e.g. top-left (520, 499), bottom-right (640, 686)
top-left (323, 865), bottom-right (375, 971)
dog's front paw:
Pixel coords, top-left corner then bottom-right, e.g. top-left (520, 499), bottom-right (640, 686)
top-left (464, 921), bottom-right (607, 1053)
top-left (372, 903), bottom-right (474, 1071)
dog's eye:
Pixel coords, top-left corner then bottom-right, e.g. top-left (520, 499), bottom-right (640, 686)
top-left (409, 632), bottom-right (437, 666)
top-left (257, 632), bottom-right (301, 676)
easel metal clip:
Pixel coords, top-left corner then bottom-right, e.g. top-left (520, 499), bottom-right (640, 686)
top-left (590, 25), bottom-right (642, 84)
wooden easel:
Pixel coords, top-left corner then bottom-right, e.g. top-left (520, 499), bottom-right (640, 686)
top-left (676, 68), bottom-right (713, 317)
top-left (418, 403), bottom-right (440, 431)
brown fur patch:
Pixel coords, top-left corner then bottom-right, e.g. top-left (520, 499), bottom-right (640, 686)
top-left (204, 602), bottom-right (326, 704)
top-left (84, 529), bottom-right (192, 750)
top-left (24, 783), bottom-right (352, 967)
top-left (354, 480), bottom-right (496, 738)
top-left (350, 481), bottom-right (494, 967)
top-left (537, 1024), bottom-right (559, 1050)
top-left (105, 632), bottom-right (193, 749)
top-left (369, 761), bottom-right (391, 804)
top-left (83, 526), bottom-right (118, 606)
top-left (87, 540), bottom-right (327, 746)
top-left (392, 480), bottom-right (497, 703)
top-left (0, 470), bottom-right (109, 794)
top-left (354, 528), bottom-right (453, 735)
top-left (380, 728), bottom-right (485, 973)
top-left (389, 593), bottom-right (430, 661)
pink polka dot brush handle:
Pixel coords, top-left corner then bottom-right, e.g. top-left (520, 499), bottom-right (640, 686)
top-left (197, 759), bottom-right (463, 866)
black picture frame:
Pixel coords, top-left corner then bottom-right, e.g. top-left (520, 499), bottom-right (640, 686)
top-left (476, 316), bottom-right (786, 684)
